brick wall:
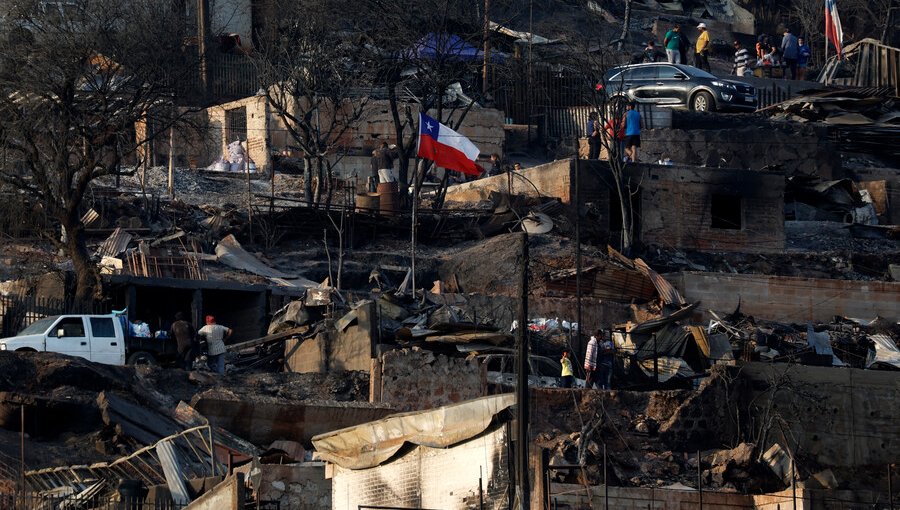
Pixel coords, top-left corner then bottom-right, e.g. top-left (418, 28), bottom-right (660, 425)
top-left (637, 165), bottom-right (785, 253)
top-left (445, 161), bottom-right (785, 254)
top-left (331, 424), bottom-right (509, 510)
top-left (671, 272), bottom-right (900, 322)
top-left (377, 348), bottom-right (486, 412)
top-left (206, 95), bottom-right (271, 171)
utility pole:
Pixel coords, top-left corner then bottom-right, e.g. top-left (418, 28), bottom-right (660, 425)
top-left (167, 127), bottom-right (175, 199)
top-left (575, 157), bottom-right (583, 373)
top-left (515, 232), bottom-right (530, 510)
top-left (197, 0), bottom-right (209, 97)
top-left (482, 0), bottom-right (491, 98)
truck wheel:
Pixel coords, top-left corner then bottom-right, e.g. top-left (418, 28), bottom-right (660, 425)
top-left (127, 351), bottom-right (158, 366)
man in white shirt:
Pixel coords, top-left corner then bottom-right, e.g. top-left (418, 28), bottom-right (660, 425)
top-left (198, 315), bottom-right (232, 374)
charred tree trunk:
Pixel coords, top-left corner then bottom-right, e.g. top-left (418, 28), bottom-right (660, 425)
top-left (387, 82), bottom-right (410, 193)
top-left (619, 0), bottom-right (633, 51)
top-left (303, 156), bottom-right (313, 205)
top-left (60, 212), bottom-right (99, 303)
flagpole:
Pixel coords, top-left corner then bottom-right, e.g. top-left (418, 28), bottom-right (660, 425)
top-left (411, 116), bottom-right (420, 298)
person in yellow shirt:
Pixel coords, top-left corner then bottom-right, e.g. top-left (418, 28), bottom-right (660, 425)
top-left (560, 350), bottom-right (574, 388)
top-left (695, 23), bottom-right (711, 72)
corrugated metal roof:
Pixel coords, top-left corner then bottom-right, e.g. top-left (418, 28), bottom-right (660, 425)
top-left (95, 227), bottom-right (133, 258)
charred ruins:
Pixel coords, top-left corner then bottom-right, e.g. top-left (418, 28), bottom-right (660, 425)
top-left (0, 0), bottom-right (898, 509)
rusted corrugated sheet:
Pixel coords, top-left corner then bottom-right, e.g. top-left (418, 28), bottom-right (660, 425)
top-left (95, 227), bottom-right (133, 258)
top-left (546, 264), bottom-right (656, 302)
top-left (634, 258), bottom-right (686, 305)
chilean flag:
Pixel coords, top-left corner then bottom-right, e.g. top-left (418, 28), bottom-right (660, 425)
top-left (825, 0), bottom-right (843, 58)
top-left (416, 113), bottom-right (482, 176)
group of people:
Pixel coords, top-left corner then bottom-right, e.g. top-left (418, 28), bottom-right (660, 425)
top-left (752, 29), bottom-right (812, 80)
top-left (586, 102), bottom-right (642, 163)
top-left (169, 313), bottom-right (233, 374)
top-left (657, 23), bottom-right (713, 72)
top-left (559, 330), bottom-right (616, 390)
top-left (648, 24), bottom-right (812, 81)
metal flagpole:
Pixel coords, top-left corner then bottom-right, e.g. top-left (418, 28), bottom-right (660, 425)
top-left (411, 115), bottom-right (420, 296)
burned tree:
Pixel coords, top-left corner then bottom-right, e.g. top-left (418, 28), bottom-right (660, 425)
top-left (0, 0), bottom-right (198, 301)
top-left (564, 15), bottom-right (639, 254)
top-left (251, 0), bottom-right (370, 206)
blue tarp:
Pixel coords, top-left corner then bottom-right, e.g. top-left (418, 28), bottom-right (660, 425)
top-left (409, 33), bottom-right (504, 63)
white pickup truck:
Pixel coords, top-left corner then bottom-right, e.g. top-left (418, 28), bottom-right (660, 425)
top-left (0, 314), bottom-right (178, 365)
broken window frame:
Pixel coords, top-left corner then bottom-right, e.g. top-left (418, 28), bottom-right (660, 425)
top-left (225, 106), bottom-right (248, 143)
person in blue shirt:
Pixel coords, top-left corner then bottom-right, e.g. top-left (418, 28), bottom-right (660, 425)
top-left (797, 36), bottom-right (811, 80)
top-left (624, 102), bottom-right (642, 163)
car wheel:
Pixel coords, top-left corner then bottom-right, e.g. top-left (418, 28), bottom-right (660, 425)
top-left (691, 91), bottom-right (715, 112)
top-left (127, 351), bottom-right (158, 366)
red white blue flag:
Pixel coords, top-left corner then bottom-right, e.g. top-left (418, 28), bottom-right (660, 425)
top-left (825, 0), bottom-right (843, 58)
top-left (416, 113), bottom-right (482, 176)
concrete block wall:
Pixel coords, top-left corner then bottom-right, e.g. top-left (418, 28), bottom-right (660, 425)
top-left (445, 159), bottom-right (575, 203)
top-left (738, 363), bottom-right (900, 467)
top-left (378, 348), bottom-right (486, 412)
top-left (637, 165), bottom-right (785, 253)
top-left (549, 483), bottom-right (759, 509)
top-left (237, 463), bottom-right (330, 510)
top-left (548, 484), bottom-right (882, 509)
top-left (670, 272), bottom-right (900, 322)
top-left (331, 425), bottom-right (509, 510)
top-left (639, 124), bottom-right (839, 179)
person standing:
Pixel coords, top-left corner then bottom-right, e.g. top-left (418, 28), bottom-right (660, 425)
top-left (584, 331), bottom-right (599, 389)
top-left (733, 40), bottom-right (750, 76)
top-left (663, 24), bottom-right (682, 64)
top-left (624, 102), bottom-right (642, 163)
top-left (642, 41), bottom-right (660, 62)
top-left (596, 332), bottom-right (615, 390)
top-left (198, 315), bottom-right (232, 375)
top-left (488, 153), bottom-right (502, 176)
top-left (605, 112), bottom-right (626, 161)
top-left (560, 351), bottom-right (574, 388)
top-left (679, 29), bottom-right (692, 68)
top-left (374, 142), bottom-right (396, 183)
top-left (694, 23), bottom-right (711, 72)
top-left (797, 36), bottom-right (811, 80)
top-left (587, 112), bottom-right (601, 160)
top-left (780, 28), bottom-right (799, 80)
top-left (169, 312), bottom-right (196, 371)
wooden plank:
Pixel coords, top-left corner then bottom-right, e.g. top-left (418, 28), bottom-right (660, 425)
top-left (224, 326), bottom-right (309, 352)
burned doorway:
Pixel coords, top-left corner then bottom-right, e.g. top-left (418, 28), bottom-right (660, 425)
top-left (199, 288), bottom-right (266, 343)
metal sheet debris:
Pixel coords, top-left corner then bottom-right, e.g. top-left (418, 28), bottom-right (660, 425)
top-left (312, 393), bottom-right (515, 470)
top-left (215, 234), bottom-right (295, 279)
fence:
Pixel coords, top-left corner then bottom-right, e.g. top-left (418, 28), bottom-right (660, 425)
top-left (0, 295), bottom-right (109, 338)
top-left (546, 104), bottom-right (672, 140)
top-left (0, 492), bottom-right (188, 509)
top-left (756, 83), bottom-right (793, 109)
top-left (207, 53), bottom-right (259, 101)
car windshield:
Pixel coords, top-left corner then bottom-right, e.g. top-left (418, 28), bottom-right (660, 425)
top-left (17, 316), bottom-right (60, 336)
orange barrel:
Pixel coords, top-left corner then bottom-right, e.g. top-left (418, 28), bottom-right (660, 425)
top-left (377, 182), bottom-right (400, 216)
top-left (356, 193), bottom-right (380, 213)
